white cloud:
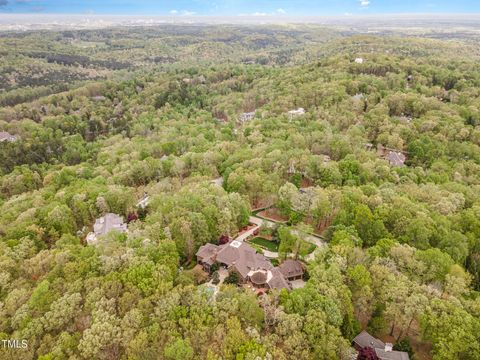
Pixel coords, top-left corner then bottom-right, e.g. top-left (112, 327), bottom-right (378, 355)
top-left (252, 12), bottom-right (268, 16)
top-left (360, 0), bottom-right (370, 7)
top-left (170, 9), bottom-right (196, 16)
top-left (238, 9), bottom-right (287, 17)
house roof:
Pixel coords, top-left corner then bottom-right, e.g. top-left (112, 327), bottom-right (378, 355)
top-left (231, 250), bottom-right (273, 279)
top-left (217, 241), bottom-right (273, 278)
top-left (93, 213), bottom-right (127, 237)
top-left (196, 243), bottom-right (219, 261)
top-left (375, 349), bottom-right (410, 360)
top-left (279, 259), bottom-right (305, 279)
top-left (250, 270), bottom-right (268, 285)
top-left (267, 268), bottom-right (291, 290)
top-left (353, 331), bottom-right (385, 350)
top-left (353, 331), bottom-right (410, 360)
top-left (0, 131), bottom-right (17, 142)
top-left (216, 241), bottom-right (255, 266)
top-left (386, 151), bottom-right (406, 167)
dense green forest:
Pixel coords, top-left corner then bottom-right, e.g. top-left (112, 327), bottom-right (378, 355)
top-left (1, 25), bottom-right (480, 360)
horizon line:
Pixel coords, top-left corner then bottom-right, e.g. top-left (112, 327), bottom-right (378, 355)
top-left (1, 12), bottom-right (480, 17)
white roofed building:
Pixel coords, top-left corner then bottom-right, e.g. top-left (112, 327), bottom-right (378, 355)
top-left (287, 108), bottom-right (305, 119)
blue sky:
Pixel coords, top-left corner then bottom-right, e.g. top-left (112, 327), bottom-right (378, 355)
top-left (0, 0), bottom-right (478, 15)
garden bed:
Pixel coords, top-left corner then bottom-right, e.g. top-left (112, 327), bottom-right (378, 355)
top-left (249, 237), bottom-right (279, 252)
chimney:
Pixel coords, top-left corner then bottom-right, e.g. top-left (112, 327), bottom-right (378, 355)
top-left (385, 343), bottom-right (393, 352)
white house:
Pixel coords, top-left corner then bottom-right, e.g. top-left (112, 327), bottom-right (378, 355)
top-left (354, 58), bottom-right (364, 64)
top-left (287, 108), bottom-right (305, 119)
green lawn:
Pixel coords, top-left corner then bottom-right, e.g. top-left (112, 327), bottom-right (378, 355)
top-left (249, 237), bottom-right (279, 252)
top-left (299, 241), bottom-right (317, 256)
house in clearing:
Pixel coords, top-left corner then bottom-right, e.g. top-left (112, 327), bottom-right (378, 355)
top-left (355, 57), bottom-right (364, 64)
top-left (86, 213), bottom-right (127, 245)
top-left (352, 331), bottom-right (410, 360)
top-left (196, 240), bottom-right (305, 291)
top-left (287, 107), bottom-right (305, 120)
top-left (377, 144), bottom-right (407, 167)
top-left (0, 131), bottom-right (18, 142)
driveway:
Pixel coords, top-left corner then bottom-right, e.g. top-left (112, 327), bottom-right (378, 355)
top-left (234, 216), bottom-right (265, 242)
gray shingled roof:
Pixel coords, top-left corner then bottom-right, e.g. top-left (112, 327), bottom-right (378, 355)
top-left (196, 243), bottom-right (219, 261)
top-left (267, 268), bottom-right (291, 290)
top-left (353, 331), bottom-right (410, 360)
top-left (375, 348), bottom-right (410, 360)
top-left (217, 241), bottom-right (273, 278)
top-left (279, 259), bottom-right (305, 279)
top-left (93, 213), bottom-right (127, 237)
top-left (353, 331), bottom-right (385, 349)
top-left (386, 151), bottom-right (406, 167)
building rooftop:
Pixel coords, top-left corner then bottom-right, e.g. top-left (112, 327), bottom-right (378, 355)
top-left (197, 240), bottom-right (304, 291)
top-left (87, 213), bottom-right (127, 246)
top-left (0, 131), bottom-right (18, 142)
top-left (267, 267), bottom-right (292, 290)
top-left (279, 259), bottom-right (305, 279)
top-left (386, 151), bottom-right (406, 167)
top-left (353, 330), bottom-right (385, 350)
top-left (375, 348), bottom-right (410, 360)
top-left (353, 331), bottom-right (410, 360)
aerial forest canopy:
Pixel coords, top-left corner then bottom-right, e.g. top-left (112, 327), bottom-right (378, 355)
top-left (0, 24), bottom-right (480, 360)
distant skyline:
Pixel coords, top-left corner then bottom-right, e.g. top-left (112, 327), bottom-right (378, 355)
top-left (0, 0), bottom-right (479, 16)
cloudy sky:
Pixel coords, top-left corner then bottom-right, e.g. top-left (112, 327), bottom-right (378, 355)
top-left (0, 0), bottom-right (478, 15)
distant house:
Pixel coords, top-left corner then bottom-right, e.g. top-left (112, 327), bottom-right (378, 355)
top-left (86, 213), bottom-right (127, 245)
top-left (196, 240), bottom-right (304, 291)
top-left (136, 193), bottom-right (150, 209)
top-left (92, 95), bottom-right (107, 101)
top-left (352, 93), bottom-right (364, 101)
top-left (355, 58), bottom-right (364, 64)
top-left (377, 144), bottom-right (407, 167)
top-left (239, 111), bottom-right (256, 123)
top-left (386, 151), bottom-right (406, 167)
top-left (0, 131), bottom-right (18, 142)
top-left (353, 331), bottom-right (410, 360)
top-left (210, 177), bottom-right (224, 187)
top-left (287, 107), bottom-right (305, 119)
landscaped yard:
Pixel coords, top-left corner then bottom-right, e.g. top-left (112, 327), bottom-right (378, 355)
top-left (249, 237), bottom-right (279, 252)
top-left (298, 241), bottom-right (317, 256)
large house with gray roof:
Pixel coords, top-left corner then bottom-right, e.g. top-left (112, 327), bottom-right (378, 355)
top-left (86, 213), bottom-right (128, 245)
top-left (353, 330), bottom-right (410, 360)
top-left (196, 240), bottom-right (304, 291)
